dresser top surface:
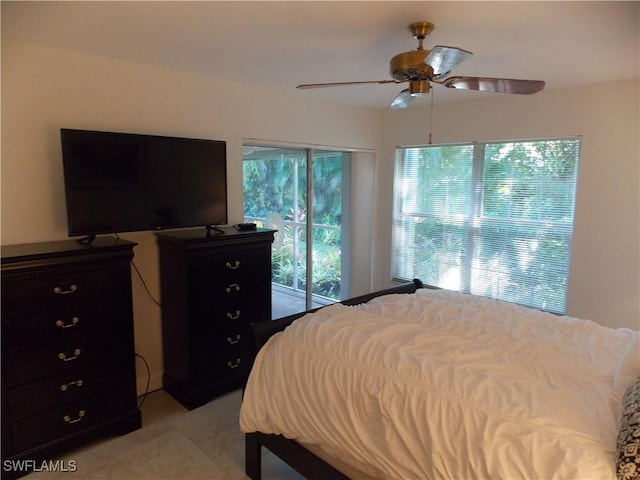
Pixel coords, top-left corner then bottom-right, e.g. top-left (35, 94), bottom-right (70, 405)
top-left (1, 236), bottom-right (137, 264)
top-left (155, 226), bottom-right (276, 246)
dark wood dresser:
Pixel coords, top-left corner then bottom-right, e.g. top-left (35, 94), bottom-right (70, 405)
top-left (1, 237), bottom-right (141, 479)
top-left (156, 227), bottom-right (274, 410)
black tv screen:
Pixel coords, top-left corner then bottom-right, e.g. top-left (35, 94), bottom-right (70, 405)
top-left (61, 129), bottom-right (228, 237)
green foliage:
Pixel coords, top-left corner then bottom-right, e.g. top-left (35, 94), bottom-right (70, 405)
top-left (243, 148), bottom-right (344, 300)
top-left (482, 140), bottom-right (579, 222)
top-left (243, 154), bottom-right (306, 218)
top-left (268, 231), bottom-right (341, 300)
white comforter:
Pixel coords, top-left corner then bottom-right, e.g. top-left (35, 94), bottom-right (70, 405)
top-left (240, 289), bottom-right (638, 479)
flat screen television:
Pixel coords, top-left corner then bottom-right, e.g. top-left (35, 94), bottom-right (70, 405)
top-left (60, 128), bottom-right (228, 238)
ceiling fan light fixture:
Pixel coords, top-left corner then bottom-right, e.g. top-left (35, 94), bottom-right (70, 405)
top-left (409, 80), bottom-right (431, 97)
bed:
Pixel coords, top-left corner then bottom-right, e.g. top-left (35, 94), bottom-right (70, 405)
top-left (240, 280), bottom-right (640, 480)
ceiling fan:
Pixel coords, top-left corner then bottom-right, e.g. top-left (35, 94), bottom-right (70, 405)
top-left (297, 22), bottom-right (545, 109)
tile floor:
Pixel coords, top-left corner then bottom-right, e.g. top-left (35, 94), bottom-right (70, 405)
top-left (25, 388), bottom-right (304, 480)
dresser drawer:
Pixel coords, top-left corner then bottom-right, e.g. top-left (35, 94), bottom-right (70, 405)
top-left (192, 297), bottom-right (269, 328)
top-left (192, 346), bottom-right (248, 384)
top-left (192, 322), bottom-right (250, 377)
top-left (2, 302), bottom-right (126, 353)
top-left (188, 248), bottom-right (270, 306)
top-left (7, 366), bottom-right (135, 421)
top-left (4, 339), bottom-right (127, 387)
top-left (1, 266), bottom-right (130, 312)
top-left (192, 320), bottom-right (248, 354)
top-left (10, 393), bottom-right (134, 453)
top-left (213, 324), bottom-right (250, 360)
top-left (190, 282), bottom-right (271, 322)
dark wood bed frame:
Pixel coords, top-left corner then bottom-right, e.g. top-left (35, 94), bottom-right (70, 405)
top-left (244, 279), bottom-right (426, 480)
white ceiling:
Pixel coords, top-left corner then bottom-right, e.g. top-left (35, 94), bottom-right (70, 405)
top-left (2, 1), bottom-right (639, 110)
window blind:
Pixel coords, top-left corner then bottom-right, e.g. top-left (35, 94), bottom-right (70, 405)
top-left (392, 138), bottom-right (580, 313)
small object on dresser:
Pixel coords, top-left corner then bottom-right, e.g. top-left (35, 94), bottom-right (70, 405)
top-left (234, 223), bottom-right (257, 231)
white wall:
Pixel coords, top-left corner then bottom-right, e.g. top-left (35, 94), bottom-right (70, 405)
top-left (1, 39), bottom-right (384, 393)
top-left (379, 78), bottom-right (640, 330)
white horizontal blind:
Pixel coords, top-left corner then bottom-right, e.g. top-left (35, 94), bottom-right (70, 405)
top-left (393, 138), bottom-right (580, 313)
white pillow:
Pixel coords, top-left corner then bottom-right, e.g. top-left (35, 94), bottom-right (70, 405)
top-left (615, 333), bottom-right (640, 399)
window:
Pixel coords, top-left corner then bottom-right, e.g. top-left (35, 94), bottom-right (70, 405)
top-left (392, 138), bottom-right (580, 313)
top-left (243, 145), bottom-right (350, 317)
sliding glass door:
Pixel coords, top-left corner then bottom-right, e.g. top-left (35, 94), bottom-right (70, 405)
top-left (243, 145), bottom-right (350, 318)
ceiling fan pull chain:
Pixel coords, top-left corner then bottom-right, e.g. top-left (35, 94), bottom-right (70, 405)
top-left (428, 88), bottom-right (434, 145)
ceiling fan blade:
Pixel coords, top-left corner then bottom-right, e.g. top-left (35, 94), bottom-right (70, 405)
top-left (297, 80), bottom-right (399, 89)
top-left (442, 76), bottom-right (545, 94)
top-left (426, 45), bottom-right (473, 77)
top-left (389, 89), bottom-right (415, 110)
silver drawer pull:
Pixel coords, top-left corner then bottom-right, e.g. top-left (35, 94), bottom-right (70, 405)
top-left (53, 284), bottom-right (78, 295)
top-left (226, 335), bottom-right (241, 345)
top-left (63, 410), bottom-right (85, 424)
top-left (60, 379), bottom-right (84, 391)
top-left (227, 358), bottom-right (241, 369)
top-left (58, 348), bottom-right (81, 362)
top-left (56, 317), bottom-right (80, 329)
top-left (226, 310), bottom-right (240, 320)
top-left (225, 283), bottom-right (240, 293)
top-left (225, 260), bottom-right (241, 270)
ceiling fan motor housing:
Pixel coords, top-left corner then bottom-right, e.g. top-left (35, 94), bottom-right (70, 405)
top-left (390, 50), bottom-right (434, 82)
